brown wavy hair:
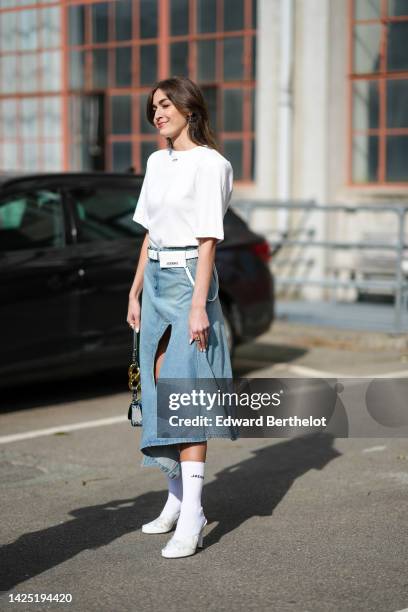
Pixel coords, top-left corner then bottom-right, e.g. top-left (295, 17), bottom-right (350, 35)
top-left (146, 76), bottom-right (219, 152)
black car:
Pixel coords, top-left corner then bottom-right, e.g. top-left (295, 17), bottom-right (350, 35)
top-left (0, 172), bottom-right (274, 388)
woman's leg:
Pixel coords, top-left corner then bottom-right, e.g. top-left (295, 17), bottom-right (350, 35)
top-left (154, 326), bottom-right (183, 518)
top-left (154, 331), bottom-right (206, 537)
top-left (174, 442), bottom-right (207, 538)
top-left (154, 325), bottom-right (171, 383)
top-left (179, 441), bottom-right (207, 462)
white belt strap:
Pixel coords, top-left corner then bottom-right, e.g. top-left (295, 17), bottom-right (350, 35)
top-left (184, 265), bottom-right (195, 288)
top-left (147, 248), bottom-right (199, 261)
top-left (183, 264), bottom-right (219, 302)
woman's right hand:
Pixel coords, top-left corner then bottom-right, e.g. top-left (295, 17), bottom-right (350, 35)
top-left (127, 295), bottom-right (141, 331)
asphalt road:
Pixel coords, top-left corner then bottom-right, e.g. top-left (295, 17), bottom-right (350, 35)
top-left (1, 322), bottom-right (408, 612)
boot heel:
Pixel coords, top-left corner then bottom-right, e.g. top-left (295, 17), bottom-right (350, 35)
top-left (198, 532), bottom-right (204, 548)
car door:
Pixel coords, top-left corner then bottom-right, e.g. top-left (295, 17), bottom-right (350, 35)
top-left (64, 176), bottom-right (146, 363)
top-left (0, 185), bottom-right (81, 384)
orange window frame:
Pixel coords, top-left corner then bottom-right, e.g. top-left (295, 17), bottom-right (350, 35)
top-left (348, 0), bottom-right (408, 187)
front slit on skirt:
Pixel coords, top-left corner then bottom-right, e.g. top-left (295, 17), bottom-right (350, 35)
top-left (138, 246), bottom-right (238, 479)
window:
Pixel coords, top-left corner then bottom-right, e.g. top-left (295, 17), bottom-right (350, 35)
top-left (0, 190), bottom-right (64, 251)
top-left (70, 185), bottom-right (145, 241)
top-left (0, 2), bottom-right (63, 170)
top-left (350, 0), bottom-right (408, 184)
top-left (0, 0), bottom-right (256, 182)
top-left (66, 0), bottom-right (256, 181)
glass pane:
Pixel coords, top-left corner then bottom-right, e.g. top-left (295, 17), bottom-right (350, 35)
top-left (223, 140), bottom-right (243, 180)
top-left (42, 96), bottom-right (62, 138)
top-left (21, 98), bottom-right (39, 138)
top-left (251, 87), bottom-right (256, 131)
top-left (39, 51), bottom-right (61, 91)
top-left (69, 96), bottom-right (86, 170)
top-left (0, 100), bottom-right (17, 138)
top-left (115, 47), bottom-right (132, 87)
top-left (21, 143), bottom-right (36, 171)
top-left (388, 0), bottom-right (408, 16)
top-left (140, 0), bottom-right (158, 39)
top-left (20, 53), bottom-right (37, 93)
top-left (18, 10), bottom-right (38, 50)
top-left (251, 35), bottom-right (256, 79)
top-left (353, 24), bottom-right (381, 73)
top-left (68, 5), bottom-right (84, 45)
top-left (139, 93), bottom-right (157, 134)
top-left (111, 96), bottom-right (132, 134)
top-left (141, 141), bottom-right (157, 170)
top-left (223, 89), bottom-right (243, 131)
top-left (0, 190), bottom-right (64, 251)
top-left (171, 42), bottom-right (189, 76)
top-left (115, 0), bottom-right (132, 41)
top-left (112, 142), bottom-right (132, 172)
top-left (2, 142), bottom-right (18, 170)
top-left (197, 0), bottom-right (216, 33)
top-left (42, 141), bottom-right (62, 171)
top-left (387, 23), bottom-right (408, 71)
top-left (70, 186), bottom-right (141, 241)
top-left (352, 80), bottom-right (379, 130)
top-left (70, 50), bottom-right (85, 88)
top-left (197, 40), bottom-right (216, 81)
top-left (93, 49), bottom-right (108, 88)
top-left (352, 134), bottom-right (378, 182)
top-left (40, 7), bottom-right (60, 48)
top-left (92, 3), bottom-right (109, 43)
top-left (140, 45), bottom-right (157, 86)
top-left (171, 0), bottom-right (189, 36)
top-left (0, 55), bottom-right (18, 94)
top-left (387, 80), bottom-right (408, 127)
top-left (201, 85), bottom-right (217, 131)
top-left (224, 0), bottom-right (244, 31)
top-left (252, 0), bottom-right (257, 28)
top-left (223, 37), bottom-right (244, 80)
top-left (386, 136), bottom-right (408, 182)
top-left (0, 11), bottom-right (17, 52)
top-left (354, 0), bottom-right (381, 19)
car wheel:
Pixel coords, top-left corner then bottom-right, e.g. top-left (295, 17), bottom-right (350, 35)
top-left (221, 302), bottom-right (235, 357)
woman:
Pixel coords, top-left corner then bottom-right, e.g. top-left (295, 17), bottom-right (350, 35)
top-left (127, 76), bottom-right (237, 558)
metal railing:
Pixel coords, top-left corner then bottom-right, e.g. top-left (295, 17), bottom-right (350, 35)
top-left (232, 199), bottom-right (408, 333)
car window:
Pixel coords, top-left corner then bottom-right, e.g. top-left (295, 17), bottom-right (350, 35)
top-left (69, 185), bottom-right (145, 242)
top-left (0, 189), bottom-right (64, 251)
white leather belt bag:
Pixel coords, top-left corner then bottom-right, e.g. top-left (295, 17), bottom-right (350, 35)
top-left (146, 247), bottom-right (218, 302)
top-left (147, 248), bottom-right (198, 268)
top-left (147, 248), bottom-right (199, 289)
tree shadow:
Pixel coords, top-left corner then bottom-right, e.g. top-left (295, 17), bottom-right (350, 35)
top-left (0, 433), bottom-right (340, 592)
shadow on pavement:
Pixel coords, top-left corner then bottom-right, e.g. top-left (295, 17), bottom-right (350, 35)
top-left (0, 432), bottom-right (340, 592)
top-left (233, 341), bottom-right (307, 376)
top-left (1, 341), bottom-right (307, 414)
top-left (0, 368), bottom-right (126, 414)
top-left (204, 432), bottom-right (340, 546)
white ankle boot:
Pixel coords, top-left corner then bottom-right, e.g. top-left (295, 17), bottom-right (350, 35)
top-left (161, 517), bottom-right (207, 558)
top-left (142, 511), bottom-right (180, 534)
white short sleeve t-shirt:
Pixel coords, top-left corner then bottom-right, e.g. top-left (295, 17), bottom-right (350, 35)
top-left (132, 145), bottom-right (233, 248)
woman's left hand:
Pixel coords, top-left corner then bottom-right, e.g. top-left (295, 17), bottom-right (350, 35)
top-left (189, 305), bottom-right (209, 351)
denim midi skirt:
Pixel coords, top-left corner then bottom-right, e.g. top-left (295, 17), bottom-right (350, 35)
top-left (138, 245), bottom-right (237, 479)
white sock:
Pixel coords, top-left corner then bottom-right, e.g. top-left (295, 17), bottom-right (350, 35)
top-left (174, 461), bottom-right (206, 538)
top-left (159, 474), bottom-right (183, 519)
